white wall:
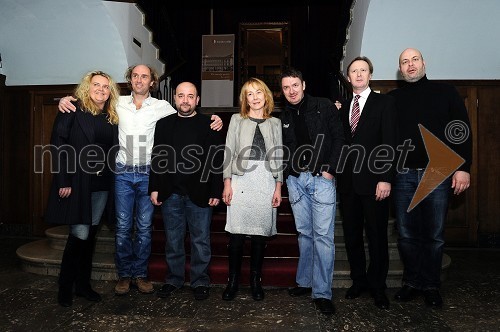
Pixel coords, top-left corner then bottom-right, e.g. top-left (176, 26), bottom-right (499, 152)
top-left (103, 1), bottom-right (164, 80)
top-left (0, 0), bottom-right (162, 86)
top-left (344, 0), bottom-right (500, 80)
top-left (343, 0), bottom-right (370, 74)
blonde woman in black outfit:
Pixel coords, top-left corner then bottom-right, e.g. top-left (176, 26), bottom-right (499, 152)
top-left (45, 70), bottom-right (119, 307)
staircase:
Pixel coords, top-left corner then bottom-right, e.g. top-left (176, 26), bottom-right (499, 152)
top-left (16, 192), bottom-right (451, 288)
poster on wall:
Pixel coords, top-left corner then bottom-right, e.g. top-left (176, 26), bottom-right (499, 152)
top-left (201, 34), bottom-right (235, 107)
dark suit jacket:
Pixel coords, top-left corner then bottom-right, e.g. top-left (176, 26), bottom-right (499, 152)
top-left (148, 112), bottom-right (223, 207)
top-left (337, 91), bottom-right (397, 196)
top-left (45, 105), bottom-right (118, 225)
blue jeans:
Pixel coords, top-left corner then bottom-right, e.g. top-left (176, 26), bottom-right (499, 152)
top-left (286, 172), bottom-right (336, 300)
top-left (393, 169), bottom-right (451, 290)
top-left (161, 194), bottom-right (212, 288)
top-left (70, 191), bottom-right (108, 240)
top-left (114, 164), bottom-right (154, 279)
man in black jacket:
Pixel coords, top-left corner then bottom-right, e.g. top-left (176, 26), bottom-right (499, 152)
top-left (280, 67), bottom-right (345, 315)
top-left (389, 48), bottom-right (472, 308)
top-left (149, 82), bottom-right (223, 301)
top-left (337, 56), bottom-right (396, 310)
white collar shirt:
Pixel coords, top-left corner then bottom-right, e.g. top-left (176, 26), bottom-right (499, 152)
top-left (349, 87), bottom-right (371, 119)
top-left (116, 93), bottom-right (176, 166)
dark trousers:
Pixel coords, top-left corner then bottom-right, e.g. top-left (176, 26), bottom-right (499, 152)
top-left (393, 171), bottom-right (450, 290)
top-left (340, 190), bottom-right (389, 290)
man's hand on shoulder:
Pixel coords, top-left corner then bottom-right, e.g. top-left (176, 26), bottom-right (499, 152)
top-left (58, 96), bottom-right (77, 113)
top-left (210, 114), bottom-right (223, 131)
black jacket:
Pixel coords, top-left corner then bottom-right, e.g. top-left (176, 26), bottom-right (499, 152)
top-left (388, 75), bottom-right (472, 172)
top-left (280, 94), bottom-right (345, 178)
top-left (148, 112), bottom-right (224, 207)
top-left (45, 105), bottom-right (118, 225)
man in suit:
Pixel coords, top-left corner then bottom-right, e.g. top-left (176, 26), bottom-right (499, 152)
top-left (337, 56), bottom-right (397, 309)
top-left (149, 82), bottom-right (224, 301)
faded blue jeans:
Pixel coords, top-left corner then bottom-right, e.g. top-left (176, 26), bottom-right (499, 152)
top-left (114, 163), bottom-right (154, 279)
top-left (286, 172), bottom-right (336, 300)
top-left (70, 191), bottom-right (108, 240)
top-left (393, 169), bottom-right (451, 290)
top-left (161, 194), bottom-right (212, 288)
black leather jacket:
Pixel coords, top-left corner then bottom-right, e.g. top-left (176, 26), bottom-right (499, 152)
top-left (280, 94), bottom-right (345, 178)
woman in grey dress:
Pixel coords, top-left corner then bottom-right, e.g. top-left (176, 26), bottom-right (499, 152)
top-left (222, 77), bottom-right (283, 301)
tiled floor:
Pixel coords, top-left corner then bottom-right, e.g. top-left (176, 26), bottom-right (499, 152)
top-left (1, 237), bottom-right (499, 331)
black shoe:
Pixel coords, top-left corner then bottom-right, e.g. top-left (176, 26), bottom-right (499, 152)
top-left (372, 290), bottom-right (390, 309)
top-left (57, 286), bottom-right (73, 307)
top-left (313, 298), bottom-right (335, 315)
top-left (157, 284), bottom-right (179, 298)
top-left (424, 289), bottom-right (443, 307)
top-left (345, 284), bottom-right (367, 299)
top-left (75, 286), bottom-right (102, 302)
top-left (288, 286), bottom-right (312, 297)
top-left (193, 286), bottom-right (210, 300)
top-left (250, 272), bottom-right (265, 301)
top-left (222, 280), bottom-right (239, 301)
top-left (394, 285), bottom-right (418, 302)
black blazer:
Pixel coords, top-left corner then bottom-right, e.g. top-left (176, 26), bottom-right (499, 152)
top-left (337, 91), bottom-right (397, 195)
top-left (45, 105), bottom-right (118, 225)
top-left (148, 112), bottom-right (223, 207)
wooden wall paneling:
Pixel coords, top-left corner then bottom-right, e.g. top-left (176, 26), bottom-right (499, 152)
top-left (1, 88), bottom-right (32, 234)
top-left (445, 86), bottom-right (479, 245)
top-left (31, 91), bottom-right (72, 237)
top-left (477, 86), bottom-right (500, 236)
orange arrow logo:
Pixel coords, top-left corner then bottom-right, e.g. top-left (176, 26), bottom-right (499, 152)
top-left (407, 124), bottom-right (465, 212)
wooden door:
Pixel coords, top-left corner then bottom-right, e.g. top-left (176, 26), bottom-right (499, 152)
top-left (445, 86), bottom-right (479, 245)
top-left (476, 86), bottom-right (500, 240)
top-left (31, 91), bottom-right (71, 236)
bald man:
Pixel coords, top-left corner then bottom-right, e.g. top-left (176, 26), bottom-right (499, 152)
top-left (149, 82), bottom-right (223, 301)
top-left (389, 48), bottom-right (472, 307)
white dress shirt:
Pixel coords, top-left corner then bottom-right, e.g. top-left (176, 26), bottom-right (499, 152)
top-left (349, 87), bottom-right (371, 119)
top-left (116, 94), bottom-right (176, 166)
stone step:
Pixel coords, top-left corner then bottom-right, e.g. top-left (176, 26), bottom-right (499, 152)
top-left (16, 238), bottom-right (117, 281)
top-left (17, 237), bottom-right (450, 288)
top-left (16, 230), bottom-right (452, 288)
top-left (45, 224), bottom-right (399, 260)
top-left (45, 225), bottom-right (116, 252)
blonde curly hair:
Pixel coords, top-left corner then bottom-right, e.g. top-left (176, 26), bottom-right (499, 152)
top-left (74, 70), bottom-right (120, 125)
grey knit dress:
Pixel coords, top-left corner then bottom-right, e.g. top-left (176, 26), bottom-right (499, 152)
top-left (225, 118), bottom-right (278, 236)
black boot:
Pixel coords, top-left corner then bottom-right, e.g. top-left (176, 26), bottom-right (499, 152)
top-left (58, 234), bottom-right (83, 307)
top-left (250, 236), bottom-right (266, 301)
top-left (222, 234), bottom-right (244, 301)
top-left (75, 226), bottom-right (101, 302)
top-left (222, 274), bottom-right (239, 301)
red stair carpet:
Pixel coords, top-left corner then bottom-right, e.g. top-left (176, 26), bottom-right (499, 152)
top-left (147, 193), bottom-right (300, 287)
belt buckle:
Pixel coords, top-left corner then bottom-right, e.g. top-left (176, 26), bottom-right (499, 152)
top-left (96, 170), bottom-right (103, 177)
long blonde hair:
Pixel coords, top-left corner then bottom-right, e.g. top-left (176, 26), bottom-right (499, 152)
top-left (239, 77), bottom-right (274, 119)
top-left (74, 70), bottom-right (120, 125)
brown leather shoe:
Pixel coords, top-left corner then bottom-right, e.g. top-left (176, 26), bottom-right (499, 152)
top-left (134, 277), bottom-right (154, 294)
top-left (115, 278), bottom-right (131, 295)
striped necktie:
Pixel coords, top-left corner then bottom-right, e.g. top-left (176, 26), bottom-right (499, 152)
top-left (350, 94), bottom-right (361, 135)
